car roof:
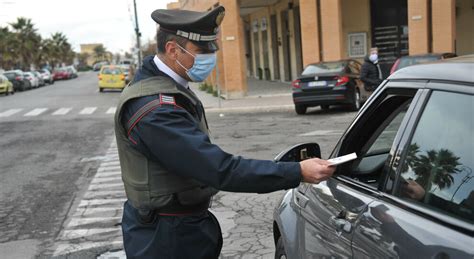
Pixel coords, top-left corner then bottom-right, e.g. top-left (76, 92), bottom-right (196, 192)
top-left (307, 59), bottom-right (358, 66)
top-left (388, 55), bottom-right (474, 84)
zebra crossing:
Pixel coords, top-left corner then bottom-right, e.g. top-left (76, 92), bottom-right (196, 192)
top-left (53, 140), bottom-right (126, 257)
top-left (0, 106), bottom-right (117, 118)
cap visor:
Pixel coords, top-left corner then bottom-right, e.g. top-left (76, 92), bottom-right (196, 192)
top-left (193, 40), bottom-right (219, 52)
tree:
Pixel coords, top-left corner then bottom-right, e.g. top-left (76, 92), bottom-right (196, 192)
top-left (93, 45), bottom-right (107, 63)
top-left (404, 144), bottom-right (462, 193)
top-left (9, 17), bottom-right (42, 70)
top-left (0, 26), bottom-right (17, 69)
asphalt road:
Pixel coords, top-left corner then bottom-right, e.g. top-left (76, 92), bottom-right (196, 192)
top-left (0, 72), bottom-right (358, 258)
top-left (0, 72), bottom-right (121, 257)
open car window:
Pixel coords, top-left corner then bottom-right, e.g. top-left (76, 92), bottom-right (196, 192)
top-left (335, 89), bottom-right (417, 188)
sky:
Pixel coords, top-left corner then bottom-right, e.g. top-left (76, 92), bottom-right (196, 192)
top-left (0, 0), bottom-right (173, 54)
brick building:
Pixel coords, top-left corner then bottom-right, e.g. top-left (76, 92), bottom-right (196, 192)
top-left (167, 0), bottom-right (473, 98)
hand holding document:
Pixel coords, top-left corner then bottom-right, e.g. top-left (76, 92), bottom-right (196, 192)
top-left (328, 153), bottom-right (357, 166)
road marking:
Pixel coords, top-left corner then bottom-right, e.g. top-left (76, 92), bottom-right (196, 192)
top-left (299, 130), bottom-right (344, 136)
top-left (79, 107), bottom-right (97, 115)
top-left (0, 108), bottom-right (23, 118)
top-left (54, 140), bottom-right (125, 257)
top-left (106, 107), bottom-right (116, 114)
top-left (52, 107), bottom-right (72, 116)
top-left (24, 108), bottom-right (48, 116)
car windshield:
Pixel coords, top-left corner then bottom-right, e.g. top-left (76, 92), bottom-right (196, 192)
top-left (301, 62), bottom-right (346, 75)
top-left (102, 68), bottom-right (122, 75)
top-left (398, 56), bottom-right (440, 70)
top-left (4, 72), bottom-right (16, 79)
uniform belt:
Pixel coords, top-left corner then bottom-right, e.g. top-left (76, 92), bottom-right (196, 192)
top-left (156, 200), bottom-right (210, 216)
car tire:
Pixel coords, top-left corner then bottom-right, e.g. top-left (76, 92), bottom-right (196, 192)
top-left (99, 88), bottom-right (104, 92)
top-left (320, 105), bottom-right (330, 111)
top-left (275, 237), bottom-right (287, 259)
top-left (295, 105), bottom-right (307, 115)
top-left (350, 89), bottom-right (361, 111)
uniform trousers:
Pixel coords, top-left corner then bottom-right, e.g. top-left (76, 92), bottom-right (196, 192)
top-left (122, 201), bottom-right (223, 259)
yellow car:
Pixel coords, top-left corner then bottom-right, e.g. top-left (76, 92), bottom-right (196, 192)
top-left (98, 65), bottom-right (126, 92)
top-left (0, 74), bottom-right (14, 95)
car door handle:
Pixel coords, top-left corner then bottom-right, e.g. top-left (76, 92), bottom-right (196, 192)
top-left (294, 191), bottom-right (309, 208)
top-left (330, 216), bottom-right (352, 233)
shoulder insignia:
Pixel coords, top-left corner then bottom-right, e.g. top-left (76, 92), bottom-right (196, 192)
top-left (159, 94), bottom-right (176, 105)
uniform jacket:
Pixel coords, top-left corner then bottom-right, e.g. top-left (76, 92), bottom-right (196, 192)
top-left (120, 55), bottom-right (301, 198)
top-left (360, 56), bottom-right (383, 91)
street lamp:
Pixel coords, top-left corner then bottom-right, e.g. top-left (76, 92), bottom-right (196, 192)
top-left (133, 0), bottom-right (142, 66)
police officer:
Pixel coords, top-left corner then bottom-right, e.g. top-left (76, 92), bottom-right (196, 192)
top-left (115, 5), bottom-right (335, 258)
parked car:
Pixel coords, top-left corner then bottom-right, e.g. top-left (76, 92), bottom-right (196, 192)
top-left (53, 68), bottom-right (70, 80)
top-left (32, 71), bottom-right (45, 87)
top-left (291, 59), bottom-right (371, 114)
top-left (39, 69), bottom-right (54, 84)
top-left (66, 66), bottom-right (78, 78)
top-left (0, 74), bottom-right (14, 95)
top-left (273, 55), bottom-right (473, 258)
top-left (3, 70), bottom-right (31, 91)
top-left (390, 53), bottom-right (457, 75)
top-left (93, 61), bottom-right (109, 71)
top-left (98, 65), bottom-right (126, 92)
top-left (23, 72), bottom-right (39, 88)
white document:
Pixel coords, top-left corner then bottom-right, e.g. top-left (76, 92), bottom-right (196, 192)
top-left (328, 152), bottom-right (357, 166)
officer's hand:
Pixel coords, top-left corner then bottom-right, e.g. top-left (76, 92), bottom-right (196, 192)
top-left (300, 158), bottom-right (336, 184)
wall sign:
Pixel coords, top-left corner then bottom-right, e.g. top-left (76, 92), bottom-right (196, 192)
top-left (348, 32), bottom-right (367, 58)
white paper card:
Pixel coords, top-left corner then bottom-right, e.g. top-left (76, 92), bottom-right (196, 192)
top-left (328, 153), bottom-right (357, 166)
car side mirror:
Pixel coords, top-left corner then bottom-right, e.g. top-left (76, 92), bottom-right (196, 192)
top-left (274, 143), bottom-right (321, 162)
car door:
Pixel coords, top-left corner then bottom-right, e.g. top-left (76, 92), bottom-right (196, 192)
top-left (353, 84), bottom-right (474, 258)
top-left (295, 84), bottom-right (422, 258)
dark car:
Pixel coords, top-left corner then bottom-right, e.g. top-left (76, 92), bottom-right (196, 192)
top-left (291, 60), bottom-right (371, 115)
top-left (390, 53), bottom-right (457, 75)
top-left (3, 70), bottom-right (31, 91)
top-left (273, 55), bottom-right (473, 258)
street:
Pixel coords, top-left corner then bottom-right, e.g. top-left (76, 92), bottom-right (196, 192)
top-left (0, 72), bottom-right (357, 258)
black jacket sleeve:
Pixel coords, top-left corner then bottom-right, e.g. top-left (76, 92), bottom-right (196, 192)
top-left (127, 104), bottom-right (302, 194)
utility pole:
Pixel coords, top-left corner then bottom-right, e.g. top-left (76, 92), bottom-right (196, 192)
top-left (133, 0), bottom-right (142, 65)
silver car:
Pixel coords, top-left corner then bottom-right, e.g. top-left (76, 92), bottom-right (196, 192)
top-left (273, 55), bottom-right (473, 258)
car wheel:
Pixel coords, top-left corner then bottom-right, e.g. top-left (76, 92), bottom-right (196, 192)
top-left (295, 105), bottom-right (307, 115)
top-left (275, 237), bottom-right (287, 259)
top-left (99, 88), bottom-right (104, 92)
top-left (350, 89), bottom-right (361, 111)
top-left (320, 105), bottom-right (330, 111)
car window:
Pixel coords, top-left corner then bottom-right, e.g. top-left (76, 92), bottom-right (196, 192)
top-left (301, 62), bottom-right (346, 75)
top-left (395, 91), bottom-right (473, 223)
top-left (398, 56), bottom-right (439, 70)
top-left (335, 89), bottom-right (416, 187)
top-left (101, 68), bottom-right (122, 75)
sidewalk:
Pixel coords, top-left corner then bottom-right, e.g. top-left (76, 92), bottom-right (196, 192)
top-left (190, 77), bottom-right (295, 113)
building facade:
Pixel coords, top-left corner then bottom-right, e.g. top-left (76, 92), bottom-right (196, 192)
top-left (169, 0), bottom-right (473, 98)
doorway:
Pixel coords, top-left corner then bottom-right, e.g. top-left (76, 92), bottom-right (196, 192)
top-left (370, 0), bottom-right (408, 77)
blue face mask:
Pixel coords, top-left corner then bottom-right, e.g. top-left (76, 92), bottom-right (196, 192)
top-left (176, 44), bottom-right (217, 82)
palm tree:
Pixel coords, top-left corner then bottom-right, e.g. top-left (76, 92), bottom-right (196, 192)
top-left (9, 17), bottom-right (42, 70)
top-left (410, 147), bottom-right (462, 192)
top-left (0, 26), bottom-right (17, 69)
top-left (49, 32), bottom-right (73, 68)
top-left (93, 45), bottom-right (107, 63)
